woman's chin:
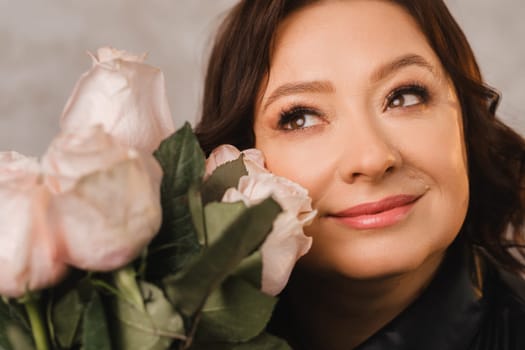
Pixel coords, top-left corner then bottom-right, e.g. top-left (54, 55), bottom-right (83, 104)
top-left (297, 238), bottom-right (447, 282)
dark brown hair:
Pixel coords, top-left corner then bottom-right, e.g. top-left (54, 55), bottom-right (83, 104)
top-left (195, 0), bottom-right (525, 273)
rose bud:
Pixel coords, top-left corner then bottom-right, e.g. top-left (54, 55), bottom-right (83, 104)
top-left (60, 47), bottom-right (175, 153)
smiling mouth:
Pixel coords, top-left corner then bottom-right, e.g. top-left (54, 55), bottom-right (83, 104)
top-left (329, 194), bottom-right (421, 230)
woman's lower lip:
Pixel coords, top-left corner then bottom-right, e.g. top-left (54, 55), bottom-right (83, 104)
top-left (330, 201), bottom-right (417, 230)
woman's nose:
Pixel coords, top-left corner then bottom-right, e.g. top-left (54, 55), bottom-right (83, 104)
top-left (337, 119), bottom-right (401, 184)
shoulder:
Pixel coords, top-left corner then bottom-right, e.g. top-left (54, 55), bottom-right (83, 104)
top-left (471, 266), bottom-right (525, 350)
top-left (486, 265), bottom-right (525, 320)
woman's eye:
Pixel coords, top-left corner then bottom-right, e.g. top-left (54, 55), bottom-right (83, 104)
top-left (385, 85), bottom-right (428, 110)
top-left (278, 108), bottom-right (323, 130)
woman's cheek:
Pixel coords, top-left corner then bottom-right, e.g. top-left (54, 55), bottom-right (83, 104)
top-left (262, 139), bottom-right (336, 203)
top-left (390, 107), bottom-right (469, 220)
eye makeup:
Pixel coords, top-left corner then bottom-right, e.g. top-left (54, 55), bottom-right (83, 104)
top-left (277, 103), bottom-right (325, 131)
top-left (383, 82), bottom-right (430, 111)
top-left (273, 77), bottom-right (437, 132)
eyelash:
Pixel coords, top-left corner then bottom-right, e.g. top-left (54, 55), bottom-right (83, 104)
top-left (277, 105), bottom-right (323, 131)
top-left (384, 83), bottom-right (430, 111)
top-left (276, 82), bottom-right (431, 131)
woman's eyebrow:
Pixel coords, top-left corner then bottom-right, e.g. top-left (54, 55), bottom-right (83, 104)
top-left (371, 53), bottom-right (437, 83)
top-left (262, 80), bottom-right (334, 113)
top-left (262, 54), bottom-right (435, 113)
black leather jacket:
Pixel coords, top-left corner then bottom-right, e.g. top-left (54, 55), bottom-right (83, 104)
top-left (355, 248), bottom-right (525, 350)
top-left (269, 244), bottom-right (525, 349)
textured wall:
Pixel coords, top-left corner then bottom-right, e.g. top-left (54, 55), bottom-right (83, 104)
top-left (447, 0), bottom-right (525, 134)
top-left (1, 0), bottom-right (523, 156)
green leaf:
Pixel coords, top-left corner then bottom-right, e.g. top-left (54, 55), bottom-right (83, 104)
top-left (188, 183), bottom-right (206, 246)
top-left (50, 288), bottom-right (85, 348)
top-left (110, 281), bottom-right (185, 350)
top-left (195, 276), bottom-right (276, 343)
top-left (4, 326), bottom-right (36, 350)
top-left (191, 332), bottom-right (292, 350)
top-left (82, 289), bottom-right (111, 350)
top-left (0, 299), bottom-right (33, 350)
top-left (232, 251), bottom-right (263, 289)
top-left (164, 197), bottom-right (281, 319)
top-left (147, 122), bottom-right (206, 279)
top-left (113, 266), bottom-right (145, 312)
top-left (201, 157), bottom-right (247, 204)
top-left (204, 201), bottom-right (246, 245)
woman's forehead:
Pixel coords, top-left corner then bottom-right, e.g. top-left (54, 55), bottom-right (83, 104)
top-left (275, 1), bottom-right (431, 57)
top-left (266, 1), bottom-right (443, 91)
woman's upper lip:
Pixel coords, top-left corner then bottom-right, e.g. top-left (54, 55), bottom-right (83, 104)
top-left (332, 194), bottom-right (421, 217)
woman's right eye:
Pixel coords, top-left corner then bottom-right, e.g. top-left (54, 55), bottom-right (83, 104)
top-left (278, 107), bottom-right (323, 131)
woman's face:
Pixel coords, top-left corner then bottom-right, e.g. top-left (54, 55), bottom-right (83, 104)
top-left (253, 0), bottom-right (469, 279)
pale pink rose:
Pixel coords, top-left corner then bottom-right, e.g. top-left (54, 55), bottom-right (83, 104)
top-left (260, 212), bottom-right (312, 295)
top-left (222, 173), bottom-right (316, 295)
top-left (42, 125), bottom-right (132, 193)
top-left (224, 174), bottom-right (316, 223)
top-left (42, 126), bottom-right (163, 271)
top-left (0, 152), bottom-right (67, 297)
top-left (60, 47), bottom-right (175, 153)
top-left (0, 151), bottom-right (40, 185)
top-left (95, 46), bottom-right (147, 63)
top-left (205, 145), bottom-right (266, 178)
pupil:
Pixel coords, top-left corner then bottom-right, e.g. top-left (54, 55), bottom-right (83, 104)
top-left (294, 117), bottom-right (306, 127)
top-left (392, 96), bottom-right (404, 107)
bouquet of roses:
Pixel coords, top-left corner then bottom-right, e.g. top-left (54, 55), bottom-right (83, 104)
top-left (0, 48), bottom-right (316, 350)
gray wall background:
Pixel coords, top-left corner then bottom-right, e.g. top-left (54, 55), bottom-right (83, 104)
top-left (1, 0), bottom-right (523, 156)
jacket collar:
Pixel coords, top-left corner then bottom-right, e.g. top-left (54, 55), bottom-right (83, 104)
top-left (355, 243), bottom-right (483, 350)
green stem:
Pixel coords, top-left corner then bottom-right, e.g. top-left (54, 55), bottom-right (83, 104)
top-left (24, 298), bottom-right (50, 350)
top-left (113, 265), bottom-right (145, 312)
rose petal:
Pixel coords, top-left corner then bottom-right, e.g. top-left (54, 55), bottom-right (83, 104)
top-left (0, 151), bottom-right (41, 188)
top-left (55, 155), bottom-right (162, 271)
top-left (261, 212), bottom-right (313, 296)
top-left (205, 145), bottom-right (241, 178)
top-left (42, 125), bottom-right (130, 193)
top-left (205, 145), bottom-right (267, 178)
top-left (236, 173), bottom-right (313, 215)
top-left (92, 46), bottom-right (147, 64)
top-left (220, 163), bottom-right (317, 295)
top-left (222, 187), bottom-right (250, 205)
top-left (0, 184), bottom-right (67, 297)
top-left (61, 48), bottom-right (174, 152)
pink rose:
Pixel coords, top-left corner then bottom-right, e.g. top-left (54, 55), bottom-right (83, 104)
top-left (60, 47), bottom-right (175, 153)
top-left (0, 152), bottom-right (67, 297)
top-left (42, 125), bottom-right (133, 193)
top-left (205, 145), bottom-right (266, 178)
top-left (227, 174), bottom-right (316, 223)
top-left (222, 173), bottom-right (316, 296)
top-left (0, 151), bottom-right (40, 183)
top-left (42, 126), bottom-right (163, 271)
top-left (260, 212), bottom-right (312, 295)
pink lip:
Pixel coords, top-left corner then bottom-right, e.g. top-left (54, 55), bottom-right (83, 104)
top-left (330, 194), bottom-right (421, 229)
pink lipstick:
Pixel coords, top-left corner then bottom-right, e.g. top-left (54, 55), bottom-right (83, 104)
top-left (330, 195), bottom-right (420, 229)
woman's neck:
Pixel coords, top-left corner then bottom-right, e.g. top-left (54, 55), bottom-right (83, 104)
top-left (284, 252), bottom-right (445, 350)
